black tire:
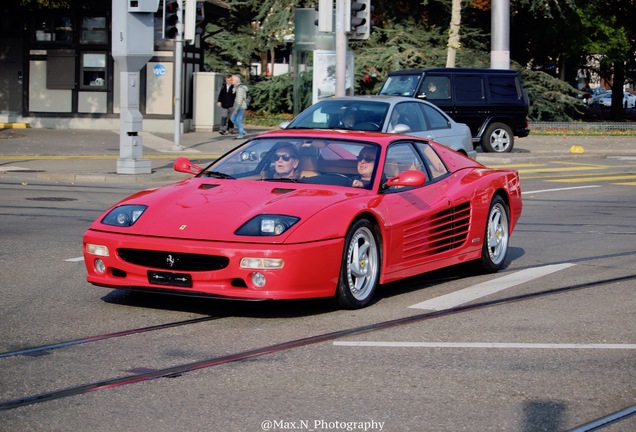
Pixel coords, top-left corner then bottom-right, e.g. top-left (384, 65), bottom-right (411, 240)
top-left (477, 195), bottom-right (510, 273)
top-left (336, 219), bottom-right (381, 309)
top-left (482, 122), bottom-right (514, 153)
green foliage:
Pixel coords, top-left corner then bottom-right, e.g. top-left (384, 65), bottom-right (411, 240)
top-left (248, 71), bottom-right (313, 113)
top-left (202, 0), bottom-right (634, 123)
top-left (521, 69), bottom-right (584, 121)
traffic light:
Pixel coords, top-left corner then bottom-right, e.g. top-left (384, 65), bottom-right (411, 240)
top-left (348, 0), bottom-right (373, 40)
top-left (163, 0), bottom-right (180, 39)
top-left (184, 0), bottom-right (205, 44)
top-left (314, 0), bottom-right (333, 33)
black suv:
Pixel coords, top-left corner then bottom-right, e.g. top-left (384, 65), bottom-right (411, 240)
top-left (378, 68), bottom-right (530, 152)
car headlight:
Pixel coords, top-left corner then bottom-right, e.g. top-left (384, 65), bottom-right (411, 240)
top-left (101, 205), bottom-right (147, 227)
top-left (235, 214), bottom-right (300, 236)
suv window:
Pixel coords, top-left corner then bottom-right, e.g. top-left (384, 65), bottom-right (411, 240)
top-left (421, 76), bottom-right (450, 100)
top-left (379, 74), bottom-right (419, 97)
top-left (489, 76), bottom-right (520, 101)
top-left (455, 76), bottom-right (484, 101)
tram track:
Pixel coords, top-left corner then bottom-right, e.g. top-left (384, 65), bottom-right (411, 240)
top-left (1, 273), bottom-right (634, 413)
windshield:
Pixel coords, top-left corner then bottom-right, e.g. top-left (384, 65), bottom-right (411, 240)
top-left (287, 100), bottom-right (389, 132)
top-left (200, 137), bottom-right (381, 190)
top-left (378, 74), bottom-right (422, 97)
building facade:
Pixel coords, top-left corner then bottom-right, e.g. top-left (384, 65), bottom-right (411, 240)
top-left (0, 0), bottom-right (227, 132)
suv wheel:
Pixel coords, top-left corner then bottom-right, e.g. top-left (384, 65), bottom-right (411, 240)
top-left (482, 122), bottom-right (514, 153)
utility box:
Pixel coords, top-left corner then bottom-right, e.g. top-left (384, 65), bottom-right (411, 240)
top-left (128, 0), bottom-right (160, 13)
top-left (111, 0), bottom-right (158, 174)
top-left (193, 72), bottom-right (224, 132)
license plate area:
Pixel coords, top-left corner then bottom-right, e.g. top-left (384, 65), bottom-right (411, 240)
top-left (148, 271), bottom-right (192, 288)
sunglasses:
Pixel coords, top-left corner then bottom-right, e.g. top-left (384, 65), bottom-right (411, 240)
top-left (357, 155), bottom-right (375, 163)
top-left (274, 153), bottom-right (293, 162)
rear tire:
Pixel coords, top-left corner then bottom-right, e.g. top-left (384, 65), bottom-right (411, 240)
top-left (478, 195), bottom-right (510, 273)
top-left (336, 219), bottom-right (381, 309)
top-left (482, 122), bottom-right (514, 153)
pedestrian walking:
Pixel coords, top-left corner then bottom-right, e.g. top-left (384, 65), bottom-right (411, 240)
top-left (217, 74), bottom-right (235, 135)
top-left (230, 74), bottom-right (249, 139)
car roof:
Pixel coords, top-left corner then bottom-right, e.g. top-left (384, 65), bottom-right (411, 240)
top-left (386, 68), bottom-right (520, 76)
top-left (314, 95), bottom-right (422, 104)
top-left (258, 128), bottom-right (418, 146)
top-left (311, 95), bottom-right (443, 109)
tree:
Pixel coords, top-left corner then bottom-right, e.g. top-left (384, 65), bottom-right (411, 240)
top-left (446, 0), bottom-right (462, 67)
top-left (577, 0), bottom-right (636, 120)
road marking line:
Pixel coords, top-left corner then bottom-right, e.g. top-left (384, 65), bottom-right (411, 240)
top-left (408, 263), bottom-right (575, 310)
top-left (65, 257), bottom-right (84, 262)
top-left (516, 166), bottom-right (610, 173)
top-left (522, 185), bottom-right (601, 195)
top-left (0, 165), bottom-right (32, 171)
top-left (549, 174), bottom-right (636, 182)
top-left (333, 341), bottom-right (636, 350)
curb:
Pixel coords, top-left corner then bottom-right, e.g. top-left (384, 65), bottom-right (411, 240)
top-left (0, 123), bottom-right (30, 129)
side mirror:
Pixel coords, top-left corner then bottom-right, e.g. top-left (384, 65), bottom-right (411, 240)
top-left (279, 121), bottom-right (291, 129)
top-left (392, 124), bottom-right (411, 134)
top-left (173, 157), bottom-right (202, 175)
top-left (384, 170), bottom-right (426, 188)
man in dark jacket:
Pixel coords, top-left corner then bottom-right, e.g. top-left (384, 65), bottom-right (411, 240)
top-left (217, 74), bottom-right (235, 134)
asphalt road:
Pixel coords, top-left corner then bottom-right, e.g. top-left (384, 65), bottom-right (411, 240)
top-left (0, 155), bottom-right (634, 431)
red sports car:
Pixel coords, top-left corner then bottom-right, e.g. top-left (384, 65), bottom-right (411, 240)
top-left (83, 129), bottom-right (522, 309)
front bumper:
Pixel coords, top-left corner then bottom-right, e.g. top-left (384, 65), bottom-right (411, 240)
top-left (83, 230), bottom-right (344, 300)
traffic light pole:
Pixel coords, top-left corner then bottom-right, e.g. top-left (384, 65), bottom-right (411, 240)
top-left (334, 0), bottom-right (347, 97)
top-left (172, 0), bottom-right (184, 150)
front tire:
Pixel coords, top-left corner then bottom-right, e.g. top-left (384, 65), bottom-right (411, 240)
top-left (482, 122), bottom-right (514, 153)
top-left (336, 219), bottom-right (381, 309)
top-left (478, 195), bottom-right (510, 273)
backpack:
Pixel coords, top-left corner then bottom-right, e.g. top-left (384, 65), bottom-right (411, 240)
top-left (244, 87), bottom-right (251, 108)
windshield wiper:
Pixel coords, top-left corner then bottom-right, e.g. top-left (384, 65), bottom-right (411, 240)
top-left (262, 178), bottom-right (301, 183)
top-left (205, 171), bottom-right (236, 179)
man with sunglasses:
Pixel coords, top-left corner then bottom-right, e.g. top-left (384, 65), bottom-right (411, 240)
top-left (272, 145), bottom-right (300, 179)
top-left (352, 147), bottom-right (377, 188)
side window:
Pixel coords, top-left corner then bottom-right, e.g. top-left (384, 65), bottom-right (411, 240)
top-left (489, 76), bottom-right (520, 101)
top-left (415, 142), bottom-right (449, 180)
top-left (418, 104), bottom-right (450, 130)
top-left (455, 76), bottom-right (485, 101)
top-left (421, 76), bottom-right (450, 100)
top-left (390, 102), bottom-right (426, 132)
top-left (384, 143), bottom-right (428, 191)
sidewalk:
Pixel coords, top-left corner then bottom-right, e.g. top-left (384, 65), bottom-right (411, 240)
top-left (1, 127), bottom-right (634, 184)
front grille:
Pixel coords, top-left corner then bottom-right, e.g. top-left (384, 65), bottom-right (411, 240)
top-left (118, 248), bottom-right (229, 271)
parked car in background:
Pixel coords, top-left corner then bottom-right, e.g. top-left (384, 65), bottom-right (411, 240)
top-left (280, 96), bottom-right (476, 159)
top-left (596, 93), bottom-right (636, 109)
top-left (580, 87), bottom-right (608, 104)
top-left (378, 68), bottom-right (530, 153)
top-left (83, 129), bottom-right (522, 309)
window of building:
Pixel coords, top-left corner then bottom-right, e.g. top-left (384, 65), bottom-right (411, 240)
top-left (80, 17), bottom-right (108, 45)
top-left (34, 15), bottom-right (73, 43)
top-left (80, 52), bottom-right (107, 90)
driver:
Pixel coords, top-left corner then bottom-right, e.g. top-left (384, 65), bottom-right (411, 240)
top-left (272, 144), bottom-right (300, 179)
top-left (352, 147), bottom-right (376, 188)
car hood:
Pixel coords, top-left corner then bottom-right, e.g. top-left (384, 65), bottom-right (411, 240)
top-left (90, 178), bottom-right (361, 242)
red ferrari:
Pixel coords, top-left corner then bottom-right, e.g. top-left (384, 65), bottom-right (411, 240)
top-left (83, 129), bottom-right (522, 309)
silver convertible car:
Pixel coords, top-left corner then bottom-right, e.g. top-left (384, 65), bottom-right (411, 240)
top-left (281, 96), bottom-right (476, 159)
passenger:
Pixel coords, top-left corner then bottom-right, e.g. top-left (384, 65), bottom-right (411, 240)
top-left (340, 109), bottom-right (357, 129)
top-left (352, 147), bottom-right (376, 188)
top-left (272, 145), bottom-right (300, 179)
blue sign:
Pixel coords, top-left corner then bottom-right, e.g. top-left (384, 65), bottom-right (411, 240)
top-left (153, 64), bottom-right (166, 77)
